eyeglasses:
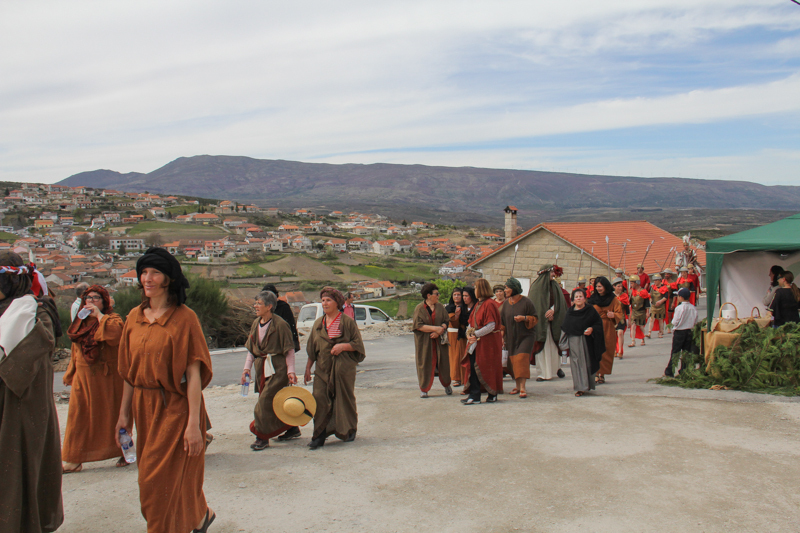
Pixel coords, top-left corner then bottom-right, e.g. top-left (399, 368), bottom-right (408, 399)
top-left (431, 291), bottom-right (440, 295)
top-left (85, 296), bottom-right (103, 301)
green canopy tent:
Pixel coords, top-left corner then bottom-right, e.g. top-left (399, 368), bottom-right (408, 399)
top-left (705, 213), bottom-right (800, 325)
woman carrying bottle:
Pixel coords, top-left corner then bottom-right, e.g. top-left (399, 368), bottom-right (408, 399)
top-left (116, 247), bottom-right (215, 533)
top-left (62, 285), bottom-right (126, 473)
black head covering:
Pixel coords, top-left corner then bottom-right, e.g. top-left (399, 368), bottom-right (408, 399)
top-left (561, 303), bottom-right (605, 374)
top-left (262, 283), bottom-right (279, 296)
top-left (461, 286), bottom-right (477, 307)
top-left (587, 276), bottom-right (615, 308)
top-left (136, 247), bottom-right (190, 305)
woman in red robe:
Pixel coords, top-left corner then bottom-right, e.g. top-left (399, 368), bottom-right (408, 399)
top-left (462, 279), bottom-right (503, 405)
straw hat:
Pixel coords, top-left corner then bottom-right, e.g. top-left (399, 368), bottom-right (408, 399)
top-left (577, 276), bottom-right (586, 283)
top-left (273, 386), bottom-right (316, 427)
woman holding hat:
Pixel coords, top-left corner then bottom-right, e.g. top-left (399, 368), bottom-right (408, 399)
top-left (587, 276), bottom-right (623, 384)
top-left (242, 290), bottom-right (298, 450)
top-left (0, 252), bottom-right (63, 532)
top-left (115, 247), bottom-right (215, 533)
top-left (499, 277), bottom-right (537, 398)
top-left (412, 282), bottom-right (451, 398)
top-left (62, 284), bottom-right (126, 473)
top-left (304, 286), bottom-right (365, 450)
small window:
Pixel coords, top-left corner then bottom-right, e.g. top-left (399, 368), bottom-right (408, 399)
top-left (298, 307), bottom-right (317, 323)
top-left (355, 307), bottom-right (367, 320)
top-left (370, 308), bottom-right (389, 321)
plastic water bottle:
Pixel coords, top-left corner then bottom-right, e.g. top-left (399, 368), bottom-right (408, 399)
top-left (77, 307), bottom-right (91, 320)
top-left (119, 429), bottom-right (136, 463)
top-left (241, 377), bottom-right (250, 397)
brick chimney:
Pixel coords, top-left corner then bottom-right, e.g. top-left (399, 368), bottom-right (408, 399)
top-left (504, 206), bottom-right (518, 243)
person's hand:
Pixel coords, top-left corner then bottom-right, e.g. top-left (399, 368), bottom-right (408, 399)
top-left (331, 343), bottom-right (345, 355)
top-left (288, 372), bottom-right (298, 385)
top-left (514, 315), bottom-right (526, 322)
top-left (240, 370), bottom-right (250, 385)
top-left (430, 331), bottom-right (439, 339)
top-left (84, 302), bottom-right (103, 319)
top-left (607, 311), bottom-right (615, 319)
top-left (454, 306), bottom-right (461, 318)
top-left (584, 327), bottom-right (593, 336)
top-left (184, 424), bottom-right (203, 457)
top-left (545, 309), bottom-right (554, 321)
top-left (304, 368), bottom-right (312, 384)
top-left (115, 413), bottom-right (132, 448)
top-left (467, 335), bottom-right (477, 345)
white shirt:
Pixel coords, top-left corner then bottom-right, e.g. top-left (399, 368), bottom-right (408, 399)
top-left (671, 301), bottom-right (698, 331)
top-left (70, 297), bottom-right (82, 321)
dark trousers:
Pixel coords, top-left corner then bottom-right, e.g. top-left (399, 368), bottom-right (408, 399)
top-left (665, 328), bottom-right (693, 377)
top-left (468, 351), bottom-right (481, 400)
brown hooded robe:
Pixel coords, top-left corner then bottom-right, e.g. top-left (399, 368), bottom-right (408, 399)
top-left (412, 301), bottom-right (451, 392)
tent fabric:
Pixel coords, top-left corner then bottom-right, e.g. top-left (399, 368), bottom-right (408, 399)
top-left (705, 213), bottom-right (800, 324)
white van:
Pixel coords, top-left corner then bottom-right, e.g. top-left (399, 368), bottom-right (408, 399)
top-left (296, 303), bottom-right (392, 328)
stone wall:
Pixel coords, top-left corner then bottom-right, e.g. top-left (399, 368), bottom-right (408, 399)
top-left (475, 229), bottom-right (612, 289)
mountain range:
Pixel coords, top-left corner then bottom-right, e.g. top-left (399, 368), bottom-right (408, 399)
top-left (59, 155), bottom-right (800, 225)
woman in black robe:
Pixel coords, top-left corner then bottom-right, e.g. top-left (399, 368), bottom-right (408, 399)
top-left (560, 288), bottom-right (605, 397)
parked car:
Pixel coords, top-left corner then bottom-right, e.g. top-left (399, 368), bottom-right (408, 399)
top-left (296, 302), bottom-right (392, 328)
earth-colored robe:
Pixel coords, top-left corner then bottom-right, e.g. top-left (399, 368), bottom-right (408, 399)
top-left (118, 304), bottom-right (213, 533)
top-left (62, 313), bottom-right (125, 464)
top-left (463, 299), bottom-right (504, 395)
top-left (593, 297), bottom-right (624, 375)
top-left (0, 306), bottom-right (63, 533)
top-left (447, 310), bottom-right (467, 383)
top-left (412, 301), bottom-right (451, 392)
top-left (499, 296), bottom-right (537, 379)
top-left (245, 315), bottom-right (295, 440)
top-left (307, 313), bottom-right (365, 441)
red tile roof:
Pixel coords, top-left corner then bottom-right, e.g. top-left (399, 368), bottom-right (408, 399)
top-left (469, 221), bottom-right (705, 273)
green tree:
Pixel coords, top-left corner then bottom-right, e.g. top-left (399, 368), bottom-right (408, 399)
top-left (401, 219), bottom-right (408, 226)
top-left (112, 286), bottom-right (142, 320)
top-left (167, 211), bottom-right (173, 220)
top-left (185, 276), bottom-right (229, 340)
top-left (118, 243), bottom-right (127, 255)
top-left (73, 208), bottom-right (85, 224)
top-left (430, 278), bottom-right (466, 304)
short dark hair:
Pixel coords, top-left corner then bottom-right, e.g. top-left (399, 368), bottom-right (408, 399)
top-left (261, 283), bottom-right (279, 296)
top-left (571, 288), bottom-right (586, 300)
top-left (421, 282), bottom-right (438, 300)
top-left (75, 282), bottom-right (89, 297)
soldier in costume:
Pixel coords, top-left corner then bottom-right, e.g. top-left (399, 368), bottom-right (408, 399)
top-left (648, 274), bottom-right (668, 338)
top-left (627, 275), bottom-right (650, 348)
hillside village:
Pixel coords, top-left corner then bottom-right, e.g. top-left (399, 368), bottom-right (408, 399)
top-left (1, 181), bottom-right (505, 308)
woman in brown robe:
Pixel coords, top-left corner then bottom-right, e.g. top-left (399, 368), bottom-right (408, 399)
top-left (0, 253), bottom-right (63, 533)
top-left (116, 247), bottom-right (215, 533)
top-left (462, 279), bottom-right (504, 405)
top-left (62, 284), bottom-right (126, 472)
top-left (304, 287), bottom-right (365, 450)
top-left (412, 283), bottom-right (451, 398)
top-left (445, 289), bottom-right (467, 386)
top-left (241, 290), bottom-right (297, 450)
top-left (587, 276), bottom-right (623, 385)
top-left (499, 277), bottom-right (537, 398)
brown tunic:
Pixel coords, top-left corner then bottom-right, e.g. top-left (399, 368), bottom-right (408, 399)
top-left (447, 311), bottom-right (466, 383)
top-left (62, 313), bottom-right (125, 464)
top-left (499, 296), bottom-right (537, 379)
top-left (0, 305), bottom-right (63, 533)
top-left (412, 301), bottom-right (451, 392)
top-left (306, 313), bottom-right (365, 441)
top-left (118, 305), bottom-right (213, 533)
top-left (245, 315), bottom-right (295, 440)
top-left (593, 297), bottom-right (624, 375)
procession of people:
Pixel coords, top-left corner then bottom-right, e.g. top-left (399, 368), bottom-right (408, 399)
top-left (0, 237), bottom-right (754, 533)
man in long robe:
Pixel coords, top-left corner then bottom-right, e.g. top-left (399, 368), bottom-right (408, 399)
top-left (0, 254), bottom-right (64, 533)
top-left (529, 265), bottom-right (567, 381)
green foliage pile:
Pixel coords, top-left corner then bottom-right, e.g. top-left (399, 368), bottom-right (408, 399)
top-left (657, 322), bottom-right (800, 396)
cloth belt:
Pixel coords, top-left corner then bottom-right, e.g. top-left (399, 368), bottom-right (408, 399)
top-left (134, 384), bottom-right (167, 406)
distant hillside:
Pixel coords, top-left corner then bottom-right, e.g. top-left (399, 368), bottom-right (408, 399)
top-left (59, 155), bottom-right (800, 223)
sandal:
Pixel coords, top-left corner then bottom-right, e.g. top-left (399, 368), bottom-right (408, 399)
top-left (535, 377), bottom-right (551, 382)
top-left (595, 376), bottom-right (605, 384)
top-left (628, 342), bottom-right (635, 348)
top-left (115, 457), bottom-right (130, 468)
top-left (205, 433), bottom-right (214, 450)
top-left (519, 392), bottom-right (527, 398)
top-left (575, 391), bottom-right (585, 397)
top-left (509, 388), bottom-right (519, 395)
top-left (62, 463), bottom-right (82, 474)
top-left (193, 508), bottom-right (216, 533)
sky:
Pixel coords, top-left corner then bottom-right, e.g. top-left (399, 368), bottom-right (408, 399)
top-left (2, 0), bottom-right (799, 185)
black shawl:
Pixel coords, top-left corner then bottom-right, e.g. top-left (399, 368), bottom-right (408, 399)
top-left (561, 303), bottom-right (605, 375)
top-left (445, 295), bottom-right (468, 340)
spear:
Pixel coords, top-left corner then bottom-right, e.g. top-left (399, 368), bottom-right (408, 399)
top-left (660, 247), bottom-right (675, 272)
top-left (509, 244), bottom-right (519, 277)
top-left (577, 249), bottom-right (584, 286)
top-left (605, 236), bottom-right (611, 277)
top-left (588, 247), bottom-right (594, 281)
top-left (641, 240), bottom-right (655, 268)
